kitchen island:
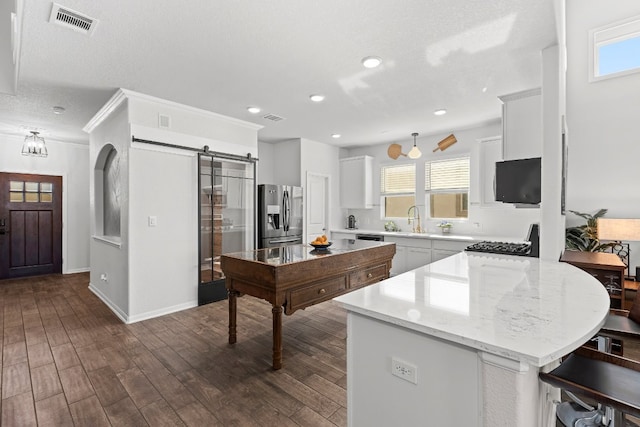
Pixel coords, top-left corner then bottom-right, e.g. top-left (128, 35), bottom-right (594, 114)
top-left (221, 239), bottom-right (395, 369)
top-left (334, 251), bottom-right (610, 427)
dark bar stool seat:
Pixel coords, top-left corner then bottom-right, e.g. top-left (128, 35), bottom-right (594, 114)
top-left (540, 346), bottom-right (640, 421)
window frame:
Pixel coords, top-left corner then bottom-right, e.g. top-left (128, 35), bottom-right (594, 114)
top-left (589, 15), bottom-right (640, 82)
top-left (380, 162), bottom-right (416, 220)
top-left (424, 156), bottom-right (470, 221)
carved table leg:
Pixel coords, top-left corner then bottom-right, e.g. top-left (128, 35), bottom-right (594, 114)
top-left (228, 289), bottom-right (238, 344)
top-left (272, 305), bottom-right (283, 370)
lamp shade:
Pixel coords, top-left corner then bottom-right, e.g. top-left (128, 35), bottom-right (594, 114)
top-left (22, 131), bottom-right (48, 157)
top-left (408, 132), bottom-right (421, 159)
top-left (597, 218), bottom-right (640, 241)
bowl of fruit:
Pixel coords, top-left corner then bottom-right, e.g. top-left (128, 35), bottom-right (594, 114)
top-left (310, 235), bottom-right (332, 250)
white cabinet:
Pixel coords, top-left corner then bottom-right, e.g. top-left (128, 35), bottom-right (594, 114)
top-left (340, 156), bottom-right (373, 209)
top-left (431, 239), bottom-right (473, 263)
top-left (331, 232), bottom-right (355, 241)
top-left (499, 88), bottom-right (542, 161)
top-left (386, 236), bottom-right (432, 275)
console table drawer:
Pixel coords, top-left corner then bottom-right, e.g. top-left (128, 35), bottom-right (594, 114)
top-left (288, 276), bottom-right (348, 310)
top-left (350, 263), bottom-right (388, 289)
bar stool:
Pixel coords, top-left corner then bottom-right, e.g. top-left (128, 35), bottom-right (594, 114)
top-left (540, 289), bottom-right (640, 426)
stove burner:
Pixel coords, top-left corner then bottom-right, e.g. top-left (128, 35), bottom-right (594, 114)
top-left (465, 241), bottom-right (532, 256)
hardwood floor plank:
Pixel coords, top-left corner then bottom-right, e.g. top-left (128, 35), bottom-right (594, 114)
top-left (51, 343), bottom-right (81, 371)
top-left (2, 362), bottom-right (31, 398)
top-left (68, 395), bottom-right (111, 427)
top-left (34, 393), bottom-right (74, 427)
top-left (104, 396), bottom-right (149, 427)
top-left (175, 401), bottom-right (222, 427)
top-left (27, 342), bottom-right (54, 368)
top-left (0, 272), bottom-right (362, 427)
top-left (139, 399), bottom-right (186, 426)
top-left (24, 326), bottom-right (48, 347)
top-left (116, 367), bottom-right (163, 409)
top-left (31, 363), bottom-right (63, 402)
top-left (86, 366), bottom-right (129, 407)
top-left (58, 365), bottom-right (95, 404)
top-left (3, 340), bottom-right (28, 366)
top-left (1, 391), bottom-right (37, 426)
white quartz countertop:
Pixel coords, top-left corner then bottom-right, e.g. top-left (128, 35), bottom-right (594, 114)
top-left (331, 228), bottom-right (523, 243)
top-left (334, 252), bottom-right (610, 367)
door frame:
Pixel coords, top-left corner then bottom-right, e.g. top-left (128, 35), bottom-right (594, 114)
top-left (1, 169), bottom-right (71, 274)
top-left (305, 171), bottom-right (331, 244)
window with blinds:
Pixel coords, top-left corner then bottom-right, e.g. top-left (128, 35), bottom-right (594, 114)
top-left (381, 164), bottom-right (416, 218)
top-left (425, 157), bottom-right (470, 219)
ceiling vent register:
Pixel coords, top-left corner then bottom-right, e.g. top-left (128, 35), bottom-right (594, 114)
top-left (263, 114), bottom-right (285, 122)
top-left (49, 3), bottom-right (98, 36)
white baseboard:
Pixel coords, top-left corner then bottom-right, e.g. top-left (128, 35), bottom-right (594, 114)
top-left (88, 283), bottom-right (198, 324)
top-left (88, 282), bottom-right (129, 323)
top-left (65, 267), bottom-right (90, 274)
top-left (126, 300), bottom-right (198, 324)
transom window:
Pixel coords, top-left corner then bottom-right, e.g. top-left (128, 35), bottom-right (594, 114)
top-left (9, 181), bottom-right (53, 203)
top-left (425, 157), bottom-right (470, 219)
top-left (380, 164), bottom-right (415, 218)
top-left (591, 16), bottom-right (640, 81)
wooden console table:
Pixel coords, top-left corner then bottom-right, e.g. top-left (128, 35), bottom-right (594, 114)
top-left (221, 239), bottom-right (396, 369)
top-left (560, 250), bottom-right (626, 309)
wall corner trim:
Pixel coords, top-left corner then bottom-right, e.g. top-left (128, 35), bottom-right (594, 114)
top-left (83, 89), bottom-right (128, 133)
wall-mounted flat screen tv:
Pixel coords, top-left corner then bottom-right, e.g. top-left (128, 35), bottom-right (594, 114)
top-left (495, 157), bottom-right (541, 205)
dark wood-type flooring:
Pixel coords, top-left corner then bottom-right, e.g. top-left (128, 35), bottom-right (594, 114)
top-left (1, 273), bottom-right (639, 426)
top-left (0, 273), bottom-right (347, 426)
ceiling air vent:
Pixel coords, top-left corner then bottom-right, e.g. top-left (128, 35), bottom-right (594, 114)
top-left (49, 3), bottom-right (98, 36)
top-left (263, 113), bottom-right (285, 122)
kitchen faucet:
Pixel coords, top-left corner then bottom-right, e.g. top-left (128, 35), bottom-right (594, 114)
top-left (407, 205), bottom-right (422, 233)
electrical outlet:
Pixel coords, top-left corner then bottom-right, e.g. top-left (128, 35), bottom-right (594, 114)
top-left (391, 357), bottom-right (417, 384)
top-left (100, 273), bottom-right (108, 282)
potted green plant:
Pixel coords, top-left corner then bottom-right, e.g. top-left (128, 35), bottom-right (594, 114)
top-left (565, 209), bottom-right (616, 252)
top-left (437, 221), bottom-right (453, 234)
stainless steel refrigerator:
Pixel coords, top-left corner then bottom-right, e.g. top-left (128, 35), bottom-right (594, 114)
top-left (258, 184), bottom-right (303, 248)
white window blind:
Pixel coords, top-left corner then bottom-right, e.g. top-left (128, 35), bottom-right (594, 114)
top-left (381, 164), bottom-right (415, 194)
top-left (425, 158), bottom-right (470, 192)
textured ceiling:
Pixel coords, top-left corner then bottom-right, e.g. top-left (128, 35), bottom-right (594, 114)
top-left (0, 0), bottom-right (557, 147)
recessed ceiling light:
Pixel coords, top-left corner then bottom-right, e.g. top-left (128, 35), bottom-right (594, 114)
top-left (434, 109), bottom-right (447, 116)
top-left (332, 134), bottom-right (341, 139)
top-left (361, 56), bottom-right (382, 68)
top-left (247, 106), bottom-right (261, 114)
top-left (52, 106), bottom-right (65, 115)
top-left (482, 87), bottom-right (488, 93)
top-left (309, 94), bottom-right (325, 102)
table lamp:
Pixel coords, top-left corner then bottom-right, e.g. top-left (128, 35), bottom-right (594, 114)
top-left (597, 218), bottom-right (640, 280)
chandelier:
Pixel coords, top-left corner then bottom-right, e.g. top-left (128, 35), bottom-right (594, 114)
top-left (22, 131), bottom-right (48, 157)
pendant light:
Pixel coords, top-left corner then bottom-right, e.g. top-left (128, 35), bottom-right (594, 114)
top-left (21, 131), bottom-right (48, 157)
top-left (407, 132), bottom-right (421, 159)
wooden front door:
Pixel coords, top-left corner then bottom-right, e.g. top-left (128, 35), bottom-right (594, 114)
top-left (0, 173), bottom-right (63, 279)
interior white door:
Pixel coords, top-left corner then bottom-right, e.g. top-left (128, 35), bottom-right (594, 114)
top-left (306, 172), bottom-right (329, 244)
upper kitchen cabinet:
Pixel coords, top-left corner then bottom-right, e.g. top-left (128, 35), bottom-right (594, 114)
top-left (499, 88), bottom-right (542, 161)
top-left (340, 156), bottom-right (373, 209)
top-left (470, 136), bottom-right (503, 207)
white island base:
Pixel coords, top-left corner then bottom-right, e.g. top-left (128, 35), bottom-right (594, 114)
top-left (335, 252), bottom-right (610, 427)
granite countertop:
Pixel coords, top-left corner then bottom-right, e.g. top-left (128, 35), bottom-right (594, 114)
top-left (333, 251), bottom-right (610, 367)
top-left (331, 228), bottom-right (524, 243)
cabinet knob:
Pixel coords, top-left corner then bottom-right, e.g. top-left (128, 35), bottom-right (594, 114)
top-left (318, 288), bottom-right (326, 295)
top-left (367, 273), bottom-right (373, 278)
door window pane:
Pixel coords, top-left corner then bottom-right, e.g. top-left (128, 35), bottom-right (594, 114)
top-left (40, 193), bottom-right (53, 202)
top-left (25, 182), bottom-right (39, 192)
top-left (10, 181), bottom-right (24, 191)
top-left (40, 183), bottom-right (53, 193)
top-left (10, 192), bottom-right (24, 202)
top-left (25, 192), bottom-right (39, 202)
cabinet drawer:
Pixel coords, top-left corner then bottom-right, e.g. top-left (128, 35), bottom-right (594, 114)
top-left (350, 263), bottom-right (388, 289)
top-left (289, 276), bottom-right (348, 309)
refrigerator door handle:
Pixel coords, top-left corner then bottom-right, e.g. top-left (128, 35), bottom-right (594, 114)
top-left (283, 190), bottom-right (290, 232)
top-left (269, 237), bottom-right (299, 244)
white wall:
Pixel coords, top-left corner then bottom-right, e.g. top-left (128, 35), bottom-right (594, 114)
top-left (299, 138), bottom-right (344, 238)
top-left (566, 1), bottom-right (640, 270)
top-left (86, 89), bottom-right (260, 322)
top-left (257, 140), bottom-right (275, 184)
top-left (272, 139), bottom-right (301, 186)
top-left (0, 133), bottom-right (90, 274)
top-left (345, 123), bottom-right (541, 238)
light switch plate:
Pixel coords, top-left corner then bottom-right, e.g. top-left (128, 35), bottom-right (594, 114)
top-left (148, 216), bottom-right (158, 227)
